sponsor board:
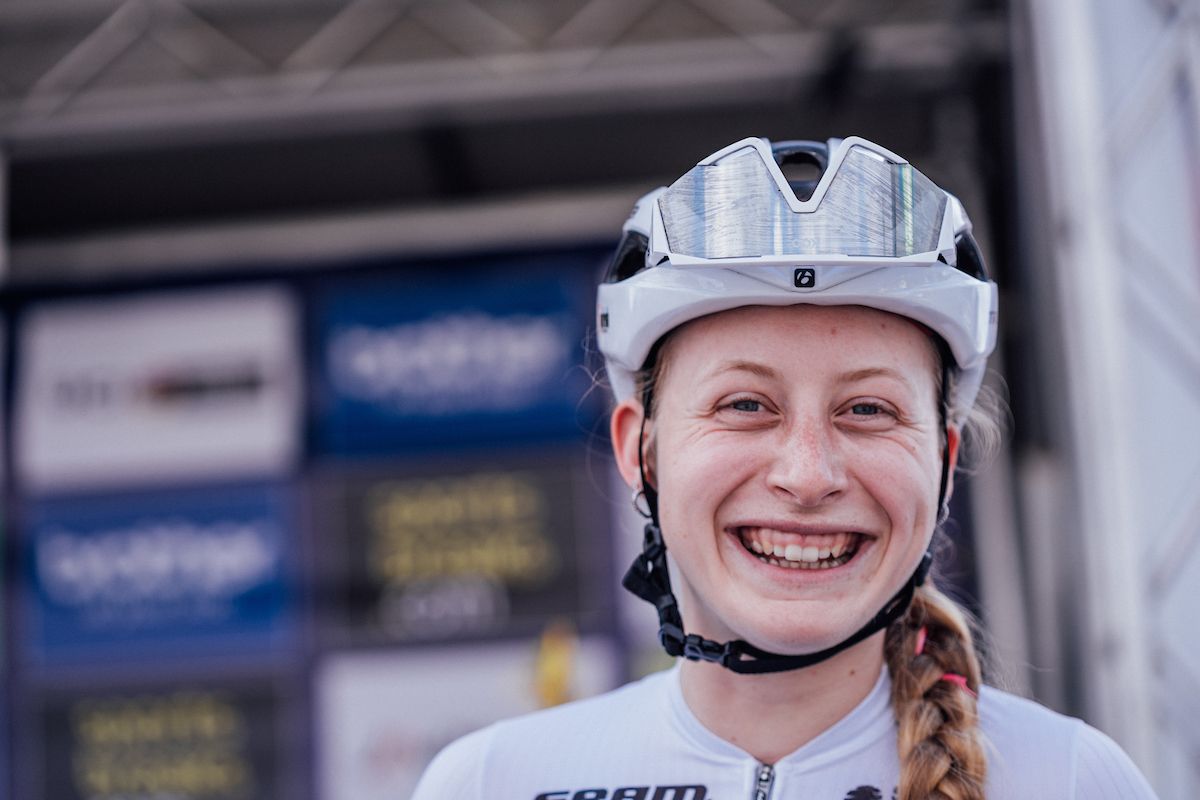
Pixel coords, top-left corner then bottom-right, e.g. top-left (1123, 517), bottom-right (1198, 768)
top-left (315, 636), bottom-right (622, 800)
top-left (16, 286), bottom-right (301, 491)
top-left (313, 450), bottom-right (613, 644)
top-left (23, 484), bottom-right (296, 663)
top-left (313, 254), bottom-right (600, 455)
top-left (25, 679), bottom-right (282, 800)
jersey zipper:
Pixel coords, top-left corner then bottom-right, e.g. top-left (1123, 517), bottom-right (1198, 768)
top-left (752, 763), bottom-right (774, 800)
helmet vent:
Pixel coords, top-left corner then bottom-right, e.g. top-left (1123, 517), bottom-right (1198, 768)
top-left (605, 231), bottom-right (650, 283)
top-left (772, 140), bottom-right (830, 202)
top-left (780, 157), bottom-right (823, 200)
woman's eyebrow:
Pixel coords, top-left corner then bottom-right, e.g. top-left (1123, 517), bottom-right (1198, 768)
top-left (703, 362), bottom-right (924, 389)
top-left (708, 359), bottom-right (780, 380)
top-left (839, 366), bottom-right (918, 387)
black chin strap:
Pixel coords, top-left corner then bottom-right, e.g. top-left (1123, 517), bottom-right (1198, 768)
top-left (624, 360), bottom-right (951, 675)
top-left (622, 521), bottom-right (933, 674)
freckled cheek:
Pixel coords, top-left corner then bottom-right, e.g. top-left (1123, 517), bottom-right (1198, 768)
top-left (848, 446), bottom-right (941, 516)
top-left (847, 433), bottom-right (940, 474)
top-left (656, 437), bottom-right (763, 514)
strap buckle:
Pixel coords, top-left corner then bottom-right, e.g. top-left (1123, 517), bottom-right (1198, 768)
top-left (659, 628), bottom-right (730, 665)
top-left (681, 634), bottom-right (728, 664)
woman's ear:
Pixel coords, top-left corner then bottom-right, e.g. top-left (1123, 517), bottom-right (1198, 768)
top-left (610, 398), bottom-right (648, 489)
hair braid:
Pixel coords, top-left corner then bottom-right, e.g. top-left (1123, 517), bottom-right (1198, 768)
top-left (885, 584), bottom-right (987, 800)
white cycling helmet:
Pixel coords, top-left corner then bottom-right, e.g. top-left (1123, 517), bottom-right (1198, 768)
top-left (597, 135), bottom-right (998, 422)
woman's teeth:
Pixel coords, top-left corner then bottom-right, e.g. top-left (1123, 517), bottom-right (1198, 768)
top-left (738, 529), bottom-right (861, 570)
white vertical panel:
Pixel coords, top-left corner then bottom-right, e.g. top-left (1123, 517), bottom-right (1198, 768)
top-left (1024, 0), bottom-right (1156, 773)
top-left (1026, 0), bottom-right (1200, 795)
top-left (1101, 7), bottom-right (1200, 797)
top-left (1092, 0), bottom-right (1174, 109)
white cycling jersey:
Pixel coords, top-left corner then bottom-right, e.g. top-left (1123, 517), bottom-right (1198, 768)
top-left (412, 664), bottom-right (1158, 800)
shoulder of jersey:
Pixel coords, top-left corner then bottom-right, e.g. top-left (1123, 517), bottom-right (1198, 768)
top-left (977, 685), bottom-right (1158, 799)
top-left (977, 684), bottom-right (1081, 739)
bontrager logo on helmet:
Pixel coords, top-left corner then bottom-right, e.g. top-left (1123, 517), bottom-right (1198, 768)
top-left (793, 268), bottom-right (816, 288)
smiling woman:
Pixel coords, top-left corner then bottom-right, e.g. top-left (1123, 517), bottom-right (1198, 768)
top-left (412, 137), bottom-right (1159, 800)
top-left (626, 306), bottom-right (946, 658)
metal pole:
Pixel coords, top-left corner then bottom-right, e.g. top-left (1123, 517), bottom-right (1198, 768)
top-left (0, 144), bottom-right (8, 282)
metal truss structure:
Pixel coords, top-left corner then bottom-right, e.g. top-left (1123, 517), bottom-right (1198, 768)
top-left (1, 0), bottom-right (1005, 151)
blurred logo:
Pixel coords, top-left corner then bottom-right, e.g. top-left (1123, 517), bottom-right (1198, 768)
top-left (378, 578), bottom-right (509, 637)
top-left (37, 519), bottom-right (279, 606)
top-left (328, 312), bottom-right (570, 414)
top-left (52, 359), bottom-right (271, 414)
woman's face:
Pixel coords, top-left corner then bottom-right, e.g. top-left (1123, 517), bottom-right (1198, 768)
top-left (612, 304), bottom-right (958, 654)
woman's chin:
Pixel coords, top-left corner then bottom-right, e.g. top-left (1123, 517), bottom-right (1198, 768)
top-left (692, 600), bottom-right (875, 658)
top-left (734, 619), bottom-right (863, 657)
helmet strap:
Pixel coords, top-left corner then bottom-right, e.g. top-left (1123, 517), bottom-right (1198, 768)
top-left (935, 356), bottom-right (952, 513)
top-left (622, 520), bottom-right (933, 674)
top-left (636, 411), bottom-right (660, 523)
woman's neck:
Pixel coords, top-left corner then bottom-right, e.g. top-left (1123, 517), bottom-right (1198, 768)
top-left (677, 632), bottom-right (887, 765)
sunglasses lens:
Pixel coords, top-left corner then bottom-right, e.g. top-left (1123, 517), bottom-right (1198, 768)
top-left (659, 143), bottom-right (947, 261)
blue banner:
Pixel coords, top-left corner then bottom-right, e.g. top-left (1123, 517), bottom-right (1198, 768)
top-left (23, 484), bottom-right (297, 664)
top-left (313, 252), bottom-right (603, 455)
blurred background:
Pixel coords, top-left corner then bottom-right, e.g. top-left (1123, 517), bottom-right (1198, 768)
top-left (1, 0), bottom-right (1198, 797)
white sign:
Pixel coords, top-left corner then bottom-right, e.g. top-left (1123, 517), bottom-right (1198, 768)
top-left (16, 286), bottom-right (301, 491)
top-left (315, 637), bottom-right (622, 800)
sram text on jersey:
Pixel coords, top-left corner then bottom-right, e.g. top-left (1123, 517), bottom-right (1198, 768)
top-left (534, 786), bottom-right (707, 800)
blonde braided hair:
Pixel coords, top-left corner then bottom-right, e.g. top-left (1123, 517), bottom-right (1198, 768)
top-left (885, 583), bottom-right (987, 800)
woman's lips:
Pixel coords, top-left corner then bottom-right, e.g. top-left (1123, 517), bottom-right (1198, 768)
top-left (731, 526), bottom-right (870, 570)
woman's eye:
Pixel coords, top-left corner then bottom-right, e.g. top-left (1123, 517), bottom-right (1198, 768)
top-left (851, 402), bottom-right (882, 416)
top-left (729, 398), bottom-right (762, 413)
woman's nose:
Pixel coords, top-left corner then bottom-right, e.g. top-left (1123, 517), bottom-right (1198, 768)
top-left (766, 421), bottom-right (847, 506)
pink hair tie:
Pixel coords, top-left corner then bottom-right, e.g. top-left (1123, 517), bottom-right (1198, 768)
top-left (914, 626), bottom-right (928, 656)
top-left (940, 673), bottom-right (978, 699)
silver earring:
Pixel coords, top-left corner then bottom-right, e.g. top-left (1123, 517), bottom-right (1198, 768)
top-left (937, 502), bottom-right (951, 526)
